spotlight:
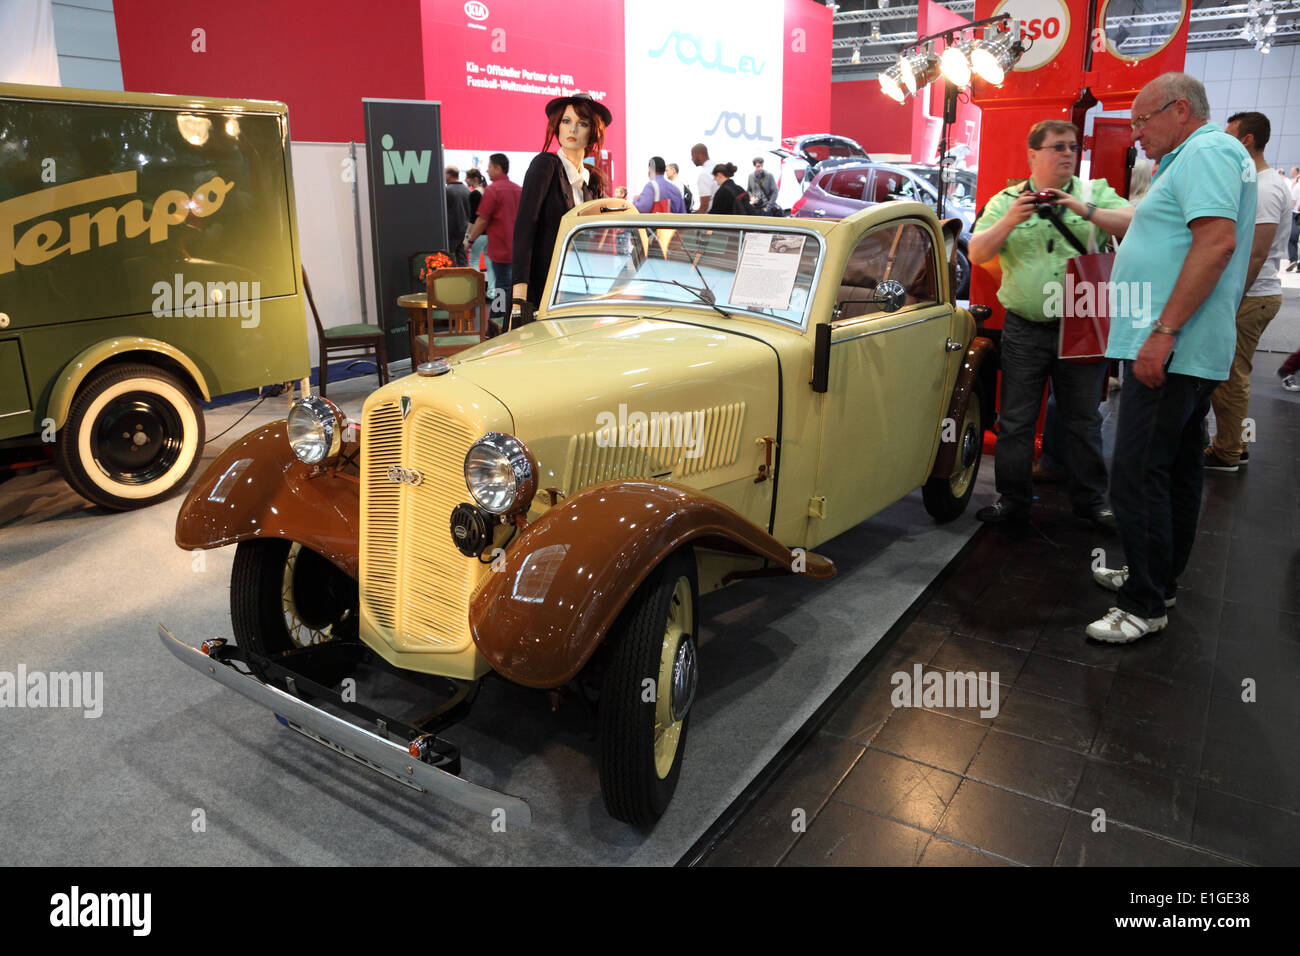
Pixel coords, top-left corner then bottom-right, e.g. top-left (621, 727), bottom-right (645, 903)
top-left (901, 48), bottom-right (941, 94)
top-left (940, 40), bottom-right (974, 87)
top-left (871, 21), bottom-right (881, 40)
top-left (852, 42), bottom-right (861, 64)
top-left (1265, 14), bottom-right (1278, 33)
top-left (970, 29), bottom-right (1020, 85)
top-left (879, 62), bottom-right (907, 102)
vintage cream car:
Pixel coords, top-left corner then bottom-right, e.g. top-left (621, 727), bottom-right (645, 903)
top-left (161, 198), bottom-right (995, 829)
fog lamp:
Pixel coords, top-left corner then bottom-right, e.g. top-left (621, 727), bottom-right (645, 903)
top-left (287, 396), bottom-right (345, 465)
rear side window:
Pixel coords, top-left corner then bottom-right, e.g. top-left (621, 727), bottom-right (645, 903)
top-left (824, 169), bottom-right (869, 200)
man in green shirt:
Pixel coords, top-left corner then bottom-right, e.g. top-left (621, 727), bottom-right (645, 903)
top-left (970, 119), bottom-right (1133, 529)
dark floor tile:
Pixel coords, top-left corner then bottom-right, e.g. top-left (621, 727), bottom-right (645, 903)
top-left (993, 687), bottom-right (1103, 753)
top-left (1016, 652), bottom-right (1116, 709)
top-left (1071, 760), bottom-right (1197, 841)
top-left (1205, 693), bottom-right (1298, 755)
top-left (1198, 734), bottom-right (1300, 812)
top-left (1192, 788), bottom-right (1300, 866)
top-left (1105, 672), bottom-right (1211, 728)
top-left (1229, 504), bottom-right (1298, 544)
top-left (966, 729), bottom-right (1087, 804)
top-left (910, 664), bottom-right (1012, 724)
top-left (1211, 637), bottom-right (1300, 716)
top-left (821, 665), bottom-right (906, 745)
top-left (918, 835), bottom-right (1014, 866)
top-left (869, 707), bottom-right (987, 774)
top-left (912, 599), bottom-right (968, 633)
top-left (890, 620), bottom-right (950, 663)
top-left (1113, 611), bottom-right (1219, 689)
top-left (834, 749), bottom-right (961, 830)
top-left (782, 800), bottom-right (930, 866)
top-left (936, 778), bottom-right (1072, 867)
top-left (1091, 712), bottom-right (1205, 780)
top-left (1224, 538), bottom-right (1300, 614)
top-left (929, 634), bottom-right (1029, 684)
top-left (1217, 600), bottom-right (1300, 647)
top-left (1054, 811), bottom-right (1237, 866)
top-left (700, 734), bottom-right (865, 867)
top-left (1033, 602), bottom-right (1127, 670)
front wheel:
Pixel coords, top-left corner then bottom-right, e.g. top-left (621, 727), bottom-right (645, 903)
top-left (598, 549), bottom-right (699, 828)
top-left (923, 379), bottom-right (984, 522)
top-left (230, 539), bottom-right (359, 682)
top-left (54, 363), bottom-right (205, 510)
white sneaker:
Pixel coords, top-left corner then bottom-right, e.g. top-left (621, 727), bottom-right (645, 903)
top-left (1092, 565), bottom-right (1176, 607)
top-left (1282, 374), bottom-right (1300, 393)
top-left (1086, 607), bottom-right (1168, 644)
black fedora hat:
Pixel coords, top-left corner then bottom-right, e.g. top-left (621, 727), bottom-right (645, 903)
top-left (544, 92), bottom-right (613, 126)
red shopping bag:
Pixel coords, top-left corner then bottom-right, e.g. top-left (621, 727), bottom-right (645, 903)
top-left (1058, 251), bottom-right (1114, 363)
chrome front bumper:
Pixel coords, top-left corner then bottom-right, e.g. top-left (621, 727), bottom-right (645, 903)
top-left (158, 625), bottom-right (532, 827)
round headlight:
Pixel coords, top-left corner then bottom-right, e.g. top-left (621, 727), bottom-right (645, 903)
top-left (286, 396), bottom-right (344, 464)
top-left (464, 433), bottom-right (537, 515)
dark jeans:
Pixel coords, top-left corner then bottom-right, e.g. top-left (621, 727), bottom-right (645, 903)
top-left (488, 259), bottom-right (511, 325)
top-left (1289, 214), bottom-right (1299, 263)
top-left (1109, 361), bottom-right (1217, 619)
top-left (994, 312), bottom-right (1109, 511)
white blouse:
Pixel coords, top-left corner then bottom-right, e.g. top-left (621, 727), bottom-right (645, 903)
top-left (557, 151), bottom-right (589, 207)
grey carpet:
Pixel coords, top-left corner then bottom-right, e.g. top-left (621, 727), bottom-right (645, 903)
top-left (0, 376), bottom-right (987, 865)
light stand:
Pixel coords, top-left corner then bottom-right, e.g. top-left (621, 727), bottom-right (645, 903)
top-left (937, 78), bottom-right (959, 222)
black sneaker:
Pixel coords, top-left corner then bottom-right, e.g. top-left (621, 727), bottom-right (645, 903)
top-left (1239, 448), bottom-right (1249, 465)
top-left (1203, 448), bottom-right (1239, 472)
top-left (1074, 504), bottom-right (1118, 533)
top-left (976, 499), bottom-right (1030, 524)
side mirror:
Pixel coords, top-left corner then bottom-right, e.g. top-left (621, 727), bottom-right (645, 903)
top-left (874, 279), bottom-right (906, 313)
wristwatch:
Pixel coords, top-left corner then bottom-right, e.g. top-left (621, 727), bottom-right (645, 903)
top-left (1084, 202), bottom-right (1097, 221)
top-left (1151, 319), bottom-right (1178, 336)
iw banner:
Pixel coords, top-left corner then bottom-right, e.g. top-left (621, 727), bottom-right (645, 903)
top-left (363, 98), bottom-right (447, 363)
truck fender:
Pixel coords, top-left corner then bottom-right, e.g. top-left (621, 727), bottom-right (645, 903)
top-left (469, 480), bottom-right (835, 689)
top-left (48, 337), bottom-right (212, 430)
top-left (175, 421), bottom-right (359, 578)
top-left (930, 335), bottom-right (995, 480)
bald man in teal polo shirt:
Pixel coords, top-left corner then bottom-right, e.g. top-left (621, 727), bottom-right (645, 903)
top-left (1087, 72), bottom-right (1256, 644)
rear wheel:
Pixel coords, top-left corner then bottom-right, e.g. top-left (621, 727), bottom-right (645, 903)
top-left (923, 379), bottom-right (984, 522)
top-left (230, 539), bottom-right (358, 682)
top-left (598, 549), bottom-right (699, 828)
top-left (55, 363), bottom-right (204, 510)
top-left (955, 246), bottom-right (971, 299)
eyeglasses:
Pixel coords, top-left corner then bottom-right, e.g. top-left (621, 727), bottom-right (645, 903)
top-left (1034, 143), bottom-right (1081, 154)
top-left (1131, 99), bottom-right (1178, 131)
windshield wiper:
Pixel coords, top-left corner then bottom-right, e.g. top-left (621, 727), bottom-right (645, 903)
top-left (670, 279), bottom-right (732, 320)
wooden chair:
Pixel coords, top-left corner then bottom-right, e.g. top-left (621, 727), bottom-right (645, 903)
top-left (303, 267), bottom-right (388, 398)
top-left (410, 266), bottom-right (489, 365)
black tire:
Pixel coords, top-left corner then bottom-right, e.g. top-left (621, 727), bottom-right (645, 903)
top-left (230, 539), bottom-right (358, 682)
top-left (598, 549), bottom-right (699, 828)
top-left (923, 379), bottom-right (985, 522)
top-left (955, 245), bottom-right (971, 300)
top-left (54, 363), bottom-right (204, 510)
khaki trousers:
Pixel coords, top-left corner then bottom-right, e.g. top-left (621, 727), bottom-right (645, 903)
top-left (1210, 293), bottom-right (1282, 463)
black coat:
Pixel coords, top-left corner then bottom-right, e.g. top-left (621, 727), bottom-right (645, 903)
top-left (710, 178), bottom-right (752, 216)
top-left (513, 152), bottom-right (602, 306)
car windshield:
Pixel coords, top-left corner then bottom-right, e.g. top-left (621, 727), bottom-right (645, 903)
top-left (550, 223), bottom-right (822, 326)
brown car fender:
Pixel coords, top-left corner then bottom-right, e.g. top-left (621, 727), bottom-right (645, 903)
top-left (469, 481), bottom-right (835, 689)
top-left (175, 421), bottom-right (360, 578)
top-left (930, 335), bottom-right (996, 480)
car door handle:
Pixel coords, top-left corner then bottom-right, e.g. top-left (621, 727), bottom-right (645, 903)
top-left (813, 208), bottom-right (826, 217)
top-left (946, 338), bottom-right (964, 352)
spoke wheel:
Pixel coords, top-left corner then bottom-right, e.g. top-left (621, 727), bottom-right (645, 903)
top-left (923, 378), bottom-right (985, 522)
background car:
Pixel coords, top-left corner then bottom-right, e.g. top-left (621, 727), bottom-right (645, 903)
top-left (767, 133), bottom-right (870, 213)
top-left (791, 160), bottom-right (977, 299)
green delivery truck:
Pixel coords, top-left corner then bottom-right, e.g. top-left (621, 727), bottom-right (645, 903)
top-left (0, 82), bottom-right (310, 510)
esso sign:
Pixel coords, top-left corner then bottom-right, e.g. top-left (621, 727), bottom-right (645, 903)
top-left (992, 0), bottom-right (1071, 71)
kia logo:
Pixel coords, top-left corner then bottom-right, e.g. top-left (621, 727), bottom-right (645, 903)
top-left (387, 465), bottom-right (424, 486)
top-left (464, 1), bottom-right (489, 20)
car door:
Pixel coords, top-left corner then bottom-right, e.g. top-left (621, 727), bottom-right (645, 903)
top-left (812, 217), bottom-right (953, 542)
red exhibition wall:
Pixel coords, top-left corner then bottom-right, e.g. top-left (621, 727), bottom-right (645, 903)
top-left (421, 0), bottom-right (627, 175)
top-left (832, 80), bottom-right (911, 154)
top-left (113, 0), bottom-right (425, 143)
top-left (781, 0), bottom-right (834, 138)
